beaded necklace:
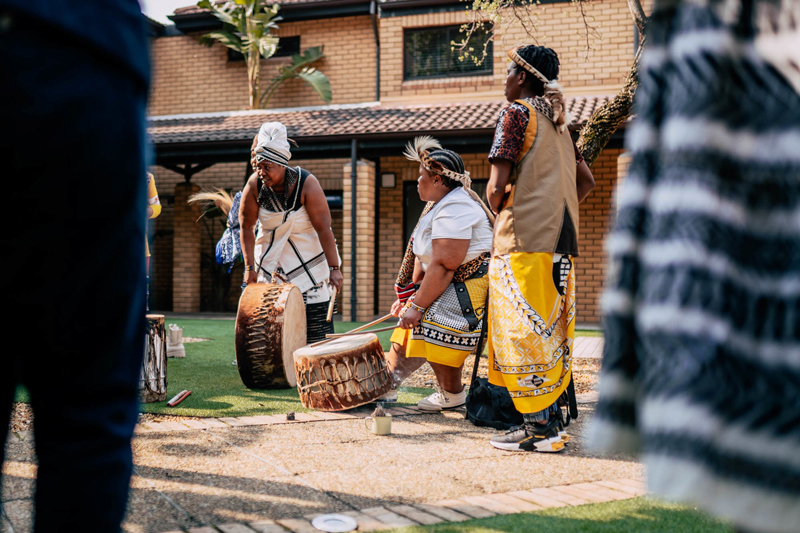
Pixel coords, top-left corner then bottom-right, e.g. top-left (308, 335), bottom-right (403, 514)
top-left (258, 166), bottom-right (299, 212)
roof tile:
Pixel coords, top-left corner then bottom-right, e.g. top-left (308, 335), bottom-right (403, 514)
top-left (148, 97), bottom-right (612, 145)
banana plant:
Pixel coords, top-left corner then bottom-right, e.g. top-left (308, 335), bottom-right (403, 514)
top-left (197, 0), bottom-right (331, 109)
top-left (260, 46), bottom-right (332, 107)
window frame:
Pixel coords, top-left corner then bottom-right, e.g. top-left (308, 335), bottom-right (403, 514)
top-left (402, 25), bottom-right (493, 81)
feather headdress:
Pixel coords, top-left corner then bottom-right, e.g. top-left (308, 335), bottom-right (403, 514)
top-left (403, 136), bottom-right (494, 226)
top-left (403, 136), bottom-right (473, 189)
top-left (188, 188), bottom-right (234, 218)
top-left (508, 46), bottom-right (571, 134)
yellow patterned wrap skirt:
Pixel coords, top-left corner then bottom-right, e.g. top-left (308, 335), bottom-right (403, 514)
top-left (390, 265), bottom-right (489, 368)
top-left (487, 252), bottom-right (575, 414)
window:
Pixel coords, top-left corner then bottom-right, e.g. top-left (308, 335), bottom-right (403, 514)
top-left (228, 35), bottom-right (301, 62)
top-left (326, 190), bottom-right (343, 211)
top-left (403, 25), bottom-right (492, 80)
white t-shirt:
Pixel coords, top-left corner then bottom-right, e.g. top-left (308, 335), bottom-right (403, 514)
top-left (412, 187), bottom-right (493, 271)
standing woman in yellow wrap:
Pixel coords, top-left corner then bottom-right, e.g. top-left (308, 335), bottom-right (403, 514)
top-left (145, 172), bottom-right (161, 311)
top-left (485, 45), bottom-right (594, 452)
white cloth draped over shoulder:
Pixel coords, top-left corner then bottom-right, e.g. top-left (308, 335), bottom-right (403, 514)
top-left (254, 205), bottom-right (338, 303)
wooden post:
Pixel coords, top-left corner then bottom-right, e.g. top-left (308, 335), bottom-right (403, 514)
top-left (139, 314), bottom-right (167, 403)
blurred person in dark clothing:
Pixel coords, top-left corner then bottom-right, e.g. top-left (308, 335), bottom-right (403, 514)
top-left (0, 1), bottom-right (150, 531)
top-left (591, 0), bottom-right (800, 532)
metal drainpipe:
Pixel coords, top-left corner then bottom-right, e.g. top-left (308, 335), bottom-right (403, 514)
top-left (350, 139), bottom-right (358, 321)
top-left (370, 0), bottom-right (380, 102)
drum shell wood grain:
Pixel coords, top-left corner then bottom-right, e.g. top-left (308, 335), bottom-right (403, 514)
top-left (235, 283), bottom-right (306, 389)
top-left (294, 334), bottom-right (392, 411)
top-left (140, 314), bottom-right (167, 403)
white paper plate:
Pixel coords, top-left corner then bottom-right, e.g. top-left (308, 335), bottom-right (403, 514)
top-left (311, 513), bottom-right (358, 532)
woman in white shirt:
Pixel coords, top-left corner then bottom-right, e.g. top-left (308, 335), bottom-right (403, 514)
top-left (386, 137), bottom-right (494, 412)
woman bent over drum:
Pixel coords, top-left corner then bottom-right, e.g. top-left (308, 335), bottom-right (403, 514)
top-left (240, 122), bottom-right (343, 343)
top-left (384, 138), bottom-right (494, 411)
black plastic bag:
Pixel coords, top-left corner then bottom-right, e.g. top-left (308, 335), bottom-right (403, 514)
top-left (465, 376), bottom-right (523, 430)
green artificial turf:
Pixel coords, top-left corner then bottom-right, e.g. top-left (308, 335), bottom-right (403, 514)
top-left (575, 329), bottom-right (604, 337)
top-left (390, 497), bottom-right (733, 533)
top-left (139, 318), bottom-right (429, 418)
top-left (14, 319), bottom-right (604, 415)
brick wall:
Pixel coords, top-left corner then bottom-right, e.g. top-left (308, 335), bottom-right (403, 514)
top-left (379, 0), bottom-right (638, 103)
top-left (575, 148), bottom-right (622, 325)
top-left (150, 0), bottom-right (641, 116)
top-left (342, 160), bottom-right (376, 321)
top-left (149, 15), bottom-right (376, 116)
top-left (149, 199), bottom-right (173, 312)
top-left (173, 182), bottom-right (202, 312)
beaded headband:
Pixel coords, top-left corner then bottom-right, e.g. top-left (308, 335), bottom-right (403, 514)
top-left (507, 46), bottom-right (571, 134)
top-left (508, 47), bottom-right (552, 85)
top-left (403, 136), bottom-right (472, 188)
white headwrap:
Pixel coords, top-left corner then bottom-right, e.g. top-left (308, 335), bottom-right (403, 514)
top-left (255, 122), bottom-right (292, 166)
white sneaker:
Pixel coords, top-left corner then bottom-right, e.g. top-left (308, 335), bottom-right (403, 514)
top-left (417, 388), bottom-right (467, 412)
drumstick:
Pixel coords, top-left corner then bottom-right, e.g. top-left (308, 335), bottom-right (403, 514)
top-left (343, 313), bottom-right (394, 334)
top-left (326, 287), bottom-right (338, 322)
top-left (306, 313), bottom-right (395, 348)
top-left (324, 324), bottom-right (398, 338)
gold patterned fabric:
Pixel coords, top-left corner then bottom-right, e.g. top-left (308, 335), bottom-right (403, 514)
top-left (487, 252), bottom-right (575, 414)
top-left (390, 258), bottom-right (489, 368)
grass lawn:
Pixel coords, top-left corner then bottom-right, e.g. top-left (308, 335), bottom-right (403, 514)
top-left (136, 318), bottom-right (430, 418)
top-left (390, 497), bottom-right (733, 533)
top-left (14, 319), bottom-right (603, 417)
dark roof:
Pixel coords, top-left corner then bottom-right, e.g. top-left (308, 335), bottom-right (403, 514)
top-left (149, 97), bottom-right (612, 146)
top-left (144, 15), bottom-right (166, 37)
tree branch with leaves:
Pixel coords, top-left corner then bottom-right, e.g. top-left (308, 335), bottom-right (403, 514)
top-left (197, 0), bottom-right (332, 109)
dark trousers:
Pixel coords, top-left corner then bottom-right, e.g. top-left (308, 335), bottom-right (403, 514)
top-left (0, 11), bottom-right (149, 532)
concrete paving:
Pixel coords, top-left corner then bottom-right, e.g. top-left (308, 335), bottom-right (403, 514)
top-left (2, 404), bottom-right (643, 533)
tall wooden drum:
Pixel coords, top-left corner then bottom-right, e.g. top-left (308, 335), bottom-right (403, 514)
top-left (235, 283), bottom-right (306, 389)
top-left (140, 314), bottom-right (167, 403)
top-left (294, 333), bottom-right (392, 411)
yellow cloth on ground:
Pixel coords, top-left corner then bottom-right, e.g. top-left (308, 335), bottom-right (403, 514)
top-left (487, 252), bottom-right (575, 414)
top-left (390, 271), bottom-right (488, 368)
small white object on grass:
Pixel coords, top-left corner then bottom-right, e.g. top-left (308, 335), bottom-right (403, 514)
top-left (167, 324), bottom-right (185, 358)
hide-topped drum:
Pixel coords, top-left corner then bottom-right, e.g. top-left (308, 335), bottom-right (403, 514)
top-left (293, 333), bottom-right (392, 411)
top-left (235, 283), bottom-right (306, 389)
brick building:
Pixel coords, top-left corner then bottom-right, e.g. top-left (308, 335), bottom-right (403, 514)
top-left (147, 0), bottom-right (637, 325)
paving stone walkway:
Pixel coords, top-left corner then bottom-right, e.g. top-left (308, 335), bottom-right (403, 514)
top-left (2, 395), bottom-right (643, 533)
top-left (572, 336), bottom-right (604, 359)
top-left (159, 477), bottom-right (646, 533)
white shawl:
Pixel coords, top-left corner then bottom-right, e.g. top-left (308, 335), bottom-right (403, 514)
top-left (254, 205), bottom-right (337, 298)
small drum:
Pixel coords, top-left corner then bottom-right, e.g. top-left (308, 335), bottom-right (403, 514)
top-left (294, 333), bottom-right (392, 411)
top-left (235, 283), bottom-right (306, 389)
top-left (140, 314), bottom-right (167, 403)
